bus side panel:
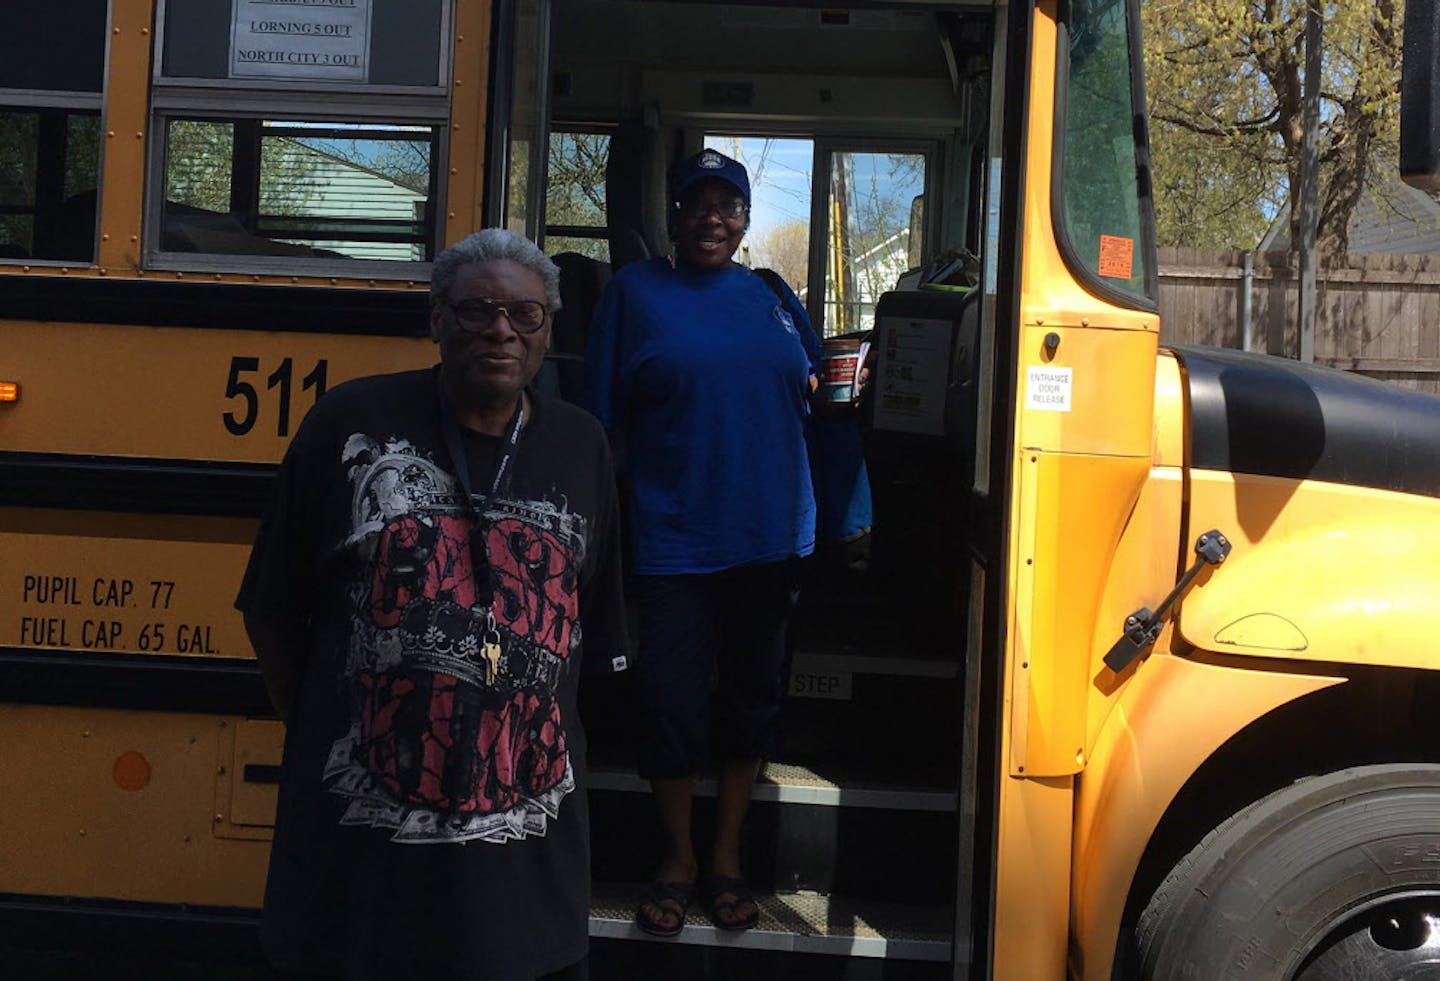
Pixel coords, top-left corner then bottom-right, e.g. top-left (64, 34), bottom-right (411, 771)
top-left (0, 319), bottom-right (435, 463)
top-left (0, 704), bottom-right (276, 908)
top-left (3, 510), bottom-right (255, 661)
top-left (1070, 657), bottom-right (1341, 981)
top-left (1178, 472), bottom-right (1440, 670)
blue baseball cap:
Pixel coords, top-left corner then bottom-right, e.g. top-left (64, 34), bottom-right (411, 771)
top-left (669, 149), bottom-right (750, 203)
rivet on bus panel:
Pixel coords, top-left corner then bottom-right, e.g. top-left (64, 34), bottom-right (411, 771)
top-left (1081, 318), bottom-right (1090, 327)
top-left (135, 132), bottom-right (143, 139)
top-left (130, 235), bottom-right (137, 242)
top-left (20, 265), bottom-right (29, 273)
top-left (60, 267), bottom-right (69, 274)
top-left (98, 268), bottom-right (107, 276)
top-left (141, 27), bottom-right (149, 35)
top-left (1035, 316), bottom-right (1044, 325)
top-left (101, 234), bottom-right (109, 241)
top-left (448, 212), bottom-right (456, 219)
top-left (175, 271), bottom-right (183, 278)
top-left (214, 274), bottom-right (222, 281)
top-left (1075, 750), bottom-right (1085, 766)
top-left (0, 382), bottom-right (22, 402)
top-left (455, 79), bottom-right (463, 87)
top-left (107, 131), bottom-right (115, 138)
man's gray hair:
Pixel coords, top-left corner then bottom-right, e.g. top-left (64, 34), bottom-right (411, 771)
top-left (429, 229), bottom-right (562, 339)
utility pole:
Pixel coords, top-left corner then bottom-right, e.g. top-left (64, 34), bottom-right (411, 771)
top-left (1297, 0), bottom-right (1322, 363)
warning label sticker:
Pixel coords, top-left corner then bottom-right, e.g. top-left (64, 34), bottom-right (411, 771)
top-left (1097, 234), bottom-right (1135, 280)
top-left (1027, 366), bottom-right (1073, 412)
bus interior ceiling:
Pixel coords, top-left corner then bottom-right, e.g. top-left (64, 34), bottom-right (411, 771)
top-left (549, 0), bottom-right (993, 248)
top-left (554, 2), bottom-right (990, 786)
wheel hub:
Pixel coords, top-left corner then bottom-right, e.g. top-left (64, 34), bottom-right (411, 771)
top-left (1295, 899), bottom-right (1440, 980)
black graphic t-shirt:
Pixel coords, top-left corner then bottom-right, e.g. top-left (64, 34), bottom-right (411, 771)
top-left (236, 367), bottom-right (628, 981)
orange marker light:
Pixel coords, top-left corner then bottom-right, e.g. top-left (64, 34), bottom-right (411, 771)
top-left (0, 381), bottom-right (17, 402)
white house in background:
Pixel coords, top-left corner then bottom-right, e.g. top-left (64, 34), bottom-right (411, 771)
top-left (827, 227), bottom-right (911, 334)
top-left (1261, 176), bottom-right (1440, 255)
top-left (166, 138), bottom-right (428, 261)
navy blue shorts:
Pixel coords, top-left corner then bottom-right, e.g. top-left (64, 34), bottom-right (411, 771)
top-left (632, 560), bottom-right (800, 779)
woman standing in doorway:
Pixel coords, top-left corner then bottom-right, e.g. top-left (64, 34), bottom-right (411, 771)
top-left (583, 148), bottom-right (820, 936)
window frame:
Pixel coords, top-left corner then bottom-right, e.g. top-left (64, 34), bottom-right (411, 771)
top-left (143, 0), bottom-right (454, 278)
top-left (542, 123), bottom-right (614, 259)
top-left (1049, 0), bottom-right (1158, 310)
top-left (0, 91), bottom-right (107, 267)
top-left (807, 136), bottom-right (941, 337)
top-left (0, 0), bottom-right (111, 268)
top-left (144, 106), bottom-right (448, 278)
top-left (150, 0), bottom-right (454, 98)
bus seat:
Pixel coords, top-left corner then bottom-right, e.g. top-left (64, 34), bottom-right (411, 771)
top-left (40, 188), bottom-right (99, 262)
top-left (545, 250), bottom-right (612, 403)
top-left (608, 226), bottom-right (650, 270)
top-left (605, 121), bottom-right (667, 271)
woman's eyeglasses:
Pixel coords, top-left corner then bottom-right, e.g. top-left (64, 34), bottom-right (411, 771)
top-left (675, 197), bottom-right (748, 221)
top-left (446, 297), bottom-right (549, 333)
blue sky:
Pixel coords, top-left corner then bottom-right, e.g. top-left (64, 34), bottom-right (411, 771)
top-left (704, 135), bottom-right (814, 240)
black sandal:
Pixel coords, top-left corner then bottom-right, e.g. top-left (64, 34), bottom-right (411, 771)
top-left (635, 880), bottom-right (695, 937)
top-left (703, 874), bottom-right (760, 931)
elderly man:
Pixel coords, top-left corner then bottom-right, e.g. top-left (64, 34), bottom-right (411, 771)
top-left (237, 229), bottom-right (628, 981)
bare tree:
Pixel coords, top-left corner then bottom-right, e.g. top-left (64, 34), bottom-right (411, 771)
top-left (750, 218), bottom-right (810, 292)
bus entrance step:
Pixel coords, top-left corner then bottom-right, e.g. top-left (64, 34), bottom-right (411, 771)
top-left (588, 882), bottom-right (953, 961)
top-left (588, 760), bottom-right (957, 811)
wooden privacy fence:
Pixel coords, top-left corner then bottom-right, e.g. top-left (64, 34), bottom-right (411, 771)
top-left (1157, 247), bottom-right (1440, 395)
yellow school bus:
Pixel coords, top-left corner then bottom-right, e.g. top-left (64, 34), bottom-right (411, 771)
top-left (4, 0), bottom-right (1440, 978)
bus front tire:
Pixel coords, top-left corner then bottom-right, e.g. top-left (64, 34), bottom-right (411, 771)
top-left (1136, 763), bottom-right (1440, 980)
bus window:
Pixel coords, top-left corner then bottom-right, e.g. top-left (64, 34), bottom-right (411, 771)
top-left (147, 0), bottom-right (450, 274)
top-left (703, 134), bottom-right (815, 298)
top-left (822, 149), bottom-right (928, 337)
top-left (0, 0), bottom-right (107, 264)
top-left (494, 0), bottom-right (552, 238)
top-left (545, 129), bottom-right (611, 261)
top-left (1056, 0), bottom-right (1156, 302)
top-left (160, 119), bottom-right (436, 261)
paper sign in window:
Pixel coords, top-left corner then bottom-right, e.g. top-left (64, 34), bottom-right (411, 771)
top-left (1097, 234), bottom-right (1134, 280)
top-left (230, 0), bottom-right (373, 83)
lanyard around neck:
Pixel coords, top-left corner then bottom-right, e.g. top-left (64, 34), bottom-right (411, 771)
top-left (438, 378), bottom-right (524, 511)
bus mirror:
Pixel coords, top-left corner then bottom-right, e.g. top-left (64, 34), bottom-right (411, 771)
top-left (1401, 0), bottom-right (1440, 190)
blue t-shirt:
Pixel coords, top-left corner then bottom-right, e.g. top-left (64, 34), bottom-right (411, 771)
top-left (584, 257), bottom-right (821, 574)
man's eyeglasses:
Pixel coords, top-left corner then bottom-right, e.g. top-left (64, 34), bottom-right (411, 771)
top-left (446, 297), bottom-right (549, 333)
top-left (675, 197), bottom-right (748, 221)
